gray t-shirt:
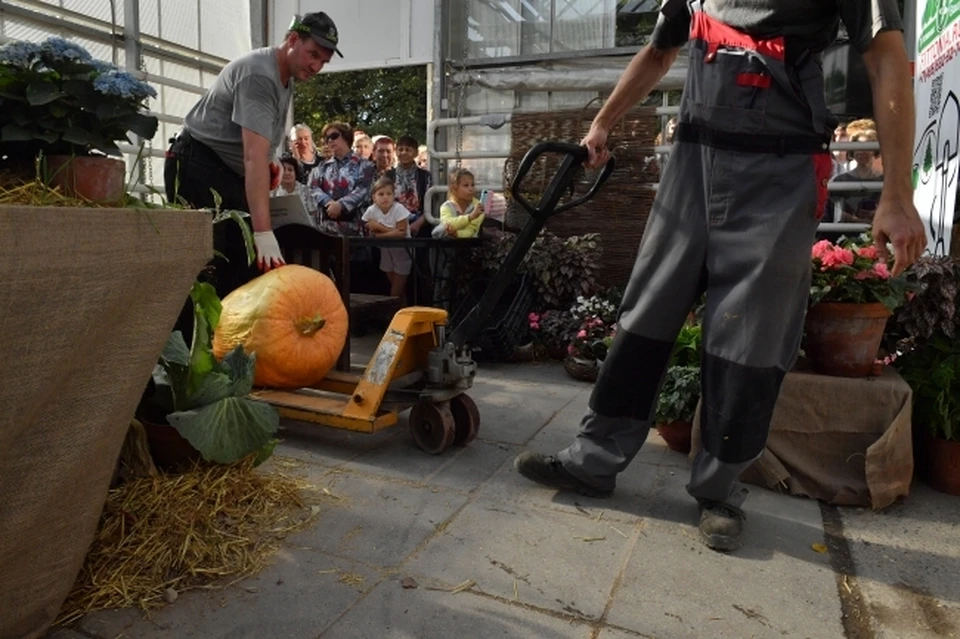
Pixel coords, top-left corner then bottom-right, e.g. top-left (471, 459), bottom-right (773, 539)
top-left (653, 0), bottom-right (904, 55)
top-left (183, 48), bottom-right (293, 176)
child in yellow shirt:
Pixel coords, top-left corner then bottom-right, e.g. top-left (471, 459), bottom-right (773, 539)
top-left (432, 168), bottom-right (485, 239)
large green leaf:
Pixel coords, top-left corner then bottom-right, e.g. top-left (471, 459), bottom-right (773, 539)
top-left (1, 123), bottom-right (32, 141)
top-left (119, 112), bottom-right (160, 140)
top-left (218, 345), bottom-right (257, 396)
top-left (187, 282), bottom-right (222, 395)
top-left (62, 127), bottom-right (91, 146)
top-left (186, 370), bottom-right (233, 409)
top-left (26, 81), bottom-right (64, 105)
top-left (167, 397), bottom-right (279, 464)
top-left (162, 330), bottom-right (191, 366)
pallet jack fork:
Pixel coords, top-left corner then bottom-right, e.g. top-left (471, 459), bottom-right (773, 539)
top-left (253, 142), bottom-right (615, 454)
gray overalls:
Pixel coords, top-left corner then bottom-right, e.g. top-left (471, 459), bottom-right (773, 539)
top-left (557, 6), bottom-right (835, 508)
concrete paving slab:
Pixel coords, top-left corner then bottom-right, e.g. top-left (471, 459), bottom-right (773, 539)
top-left (286, 471), bottom-right (469, 567)
top-left (475, 393), bottom-right (664, 524)
top-left (475, 359), bottom-right (587, 387)
top-left (321, 580), bottom-right (592, 639)
top-left (606, 514), bottom-right (843, 639)
top-left (406, 499), bottom-right (639, 621)
top-left (275, 418), bottom-right (402, 469)
top-left (75, 550), bottom-right (379, 639)
top-left (463, 375), bottom-right (587, 445)
top-left (839, 484), bottom-right (960, 638)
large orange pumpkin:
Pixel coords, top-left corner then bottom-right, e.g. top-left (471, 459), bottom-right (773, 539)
top-left (213, 264), bottom-right (349, 388)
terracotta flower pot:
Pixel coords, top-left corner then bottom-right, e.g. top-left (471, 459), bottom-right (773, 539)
top-left (804, 302), bottom-right (892, 377)
top-left (142, 419), bottom-right (202, 472)
top-left (919, 428), bottom-right (960, 496)
top-left (46, 155), bottom-right (126, 204)
top-left (656, 421), bottom-right (692, 454)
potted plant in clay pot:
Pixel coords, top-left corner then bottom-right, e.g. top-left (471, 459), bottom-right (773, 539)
top-left (0, 37), bottom-right (158, 203)
top-left (655, 365), bottom-right (701, 454)
top-left (653, 322), bottom-right (702, 452)
top-left (529, 308), bottom-right (579, 360)
top-left (805, 235), bottom-right (915, 377)
top-left (138, 280), bottom-right (281, 471)
top-left (884, 256), bottom-right (960, 495)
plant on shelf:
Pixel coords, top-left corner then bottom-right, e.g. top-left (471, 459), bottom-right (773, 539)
top-left (884, 256), bottom-right (960, 495)
top-left (0, 37), bottom-right (158, 160)
top-left (805, 234), bottom-right (917, 378)
top-left (140, 281), bottom-right (280, 467)
top-left (809, 235), bottom-right (913, 310)
top-left (653, 320), bottom-right (703, 454)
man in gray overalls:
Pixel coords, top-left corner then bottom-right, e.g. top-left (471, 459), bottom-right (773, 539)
top-left (516, 1), bottom-right (927, 551)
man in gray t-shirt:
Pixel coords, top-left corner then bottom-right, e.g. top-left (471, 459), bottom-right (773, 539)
top-left (164, 12), bottom-right (342, 298)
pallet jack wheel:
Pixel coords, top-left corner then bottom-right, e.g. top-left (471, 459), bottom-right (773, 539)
top-left (409, 401), bottom-right (456, 454)
top-left (449, 394), bottom-right (480, 446)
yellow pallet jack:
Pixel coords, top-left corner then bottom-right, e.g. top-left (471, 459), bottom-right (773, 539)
top-left (253, 142), bottom-right (614, 454)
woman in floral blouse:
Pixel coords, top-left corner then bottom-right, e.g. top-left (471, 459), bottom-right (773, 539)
top-left (308, 122), bottom-right (375, 236)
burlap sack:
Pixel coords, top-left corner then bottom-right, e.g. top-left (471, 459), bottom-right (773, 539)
top-left (0, 205), bottom-right (212, 639)
top-left (691, 365), bottom-right (914, 510)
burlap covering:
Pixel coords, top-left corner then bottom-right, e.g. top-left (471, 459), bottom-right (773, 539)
top-left (503, 105), bottom-right (660, 287)
top-left (691, 365), bottom-right (914, 510)
top-left (0, 205), bottom-right (212, 639)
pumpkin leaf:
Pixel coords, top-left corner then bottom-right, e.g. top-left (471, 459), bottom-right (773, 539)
top-left (168, 397), bottom-right (279, 465)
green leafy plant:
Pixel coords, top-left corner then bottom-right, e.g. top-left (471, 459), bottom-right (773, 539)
top-left (0, 37), bottom-right (158, 160)
top-left (455, 230), bottom-right (602, 311)
top-left (809, 235), bottom-right (916, 312)
top-left (885, 256), bottom-right (959, 353)
top-left (897, 334), bottom-right (960, 441)
top-left (528, 308), bottom-right (578, 350)
top-left (146, 282), bottom-right (279, 465)
top-left (655, 365), bottom-right (701, 424)
top-left (669, 323), bottom-right (702, 368)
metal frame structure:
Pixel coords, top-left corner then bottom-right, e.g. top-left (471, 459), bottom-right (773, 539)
top-left (427, 0), bottom-right (901, 235)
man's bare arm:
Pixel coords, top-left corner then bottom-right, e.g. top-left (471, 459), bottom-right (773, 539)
top-left (595, 45), bottom-right (681, 131)
top-left (241, 128), bottom-right (273, 233)
top-left (583, 45), bottom-right (681, 167)
top-left (861, 31), bottom-right (914, 203)
top-left (860, 30), bottom-right (927, 273)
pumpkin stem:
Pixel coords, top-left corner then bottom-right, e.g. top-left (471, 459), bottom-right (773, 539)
top-left (295, 313), bottom-right (326, 336)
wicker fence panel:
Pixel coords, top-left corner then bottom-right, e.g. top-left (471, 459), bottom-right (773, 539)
top-left (502, 105), bottom-right (660, 287)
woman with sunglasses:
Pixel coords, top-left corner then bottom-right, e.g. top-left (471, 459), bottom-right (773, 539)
top-left (307, 122), bottom-right (375, 236)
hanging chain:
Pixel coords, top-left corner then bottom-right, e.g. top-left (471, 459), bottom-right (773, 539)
top-left (453, 4), bottom-right (471, 169)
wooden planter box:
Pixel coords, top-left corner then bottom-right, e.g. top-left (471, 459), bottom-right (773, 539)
top-left (0, 205), bottom-right (212, 639)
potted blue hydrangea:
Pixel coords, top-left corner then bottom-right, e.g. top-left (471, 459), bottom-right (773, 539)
top-left (0, 36), bottom-right (159, 202)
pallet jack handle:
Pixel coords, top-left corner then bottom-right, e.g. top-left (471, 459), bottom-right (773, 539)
top-left (447, 142), bottom-right (616, 350)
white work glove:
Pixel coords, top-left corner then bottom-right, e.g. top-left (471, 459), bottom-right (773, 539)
top-left (253, 230), bottom-right (285, 272)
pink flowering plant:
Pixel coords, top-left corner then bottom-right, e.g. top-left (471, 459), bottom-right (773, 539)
top-left (810, 234), bottom-right (915, 312)
top-left (569, 317), bottom-right (616, 360)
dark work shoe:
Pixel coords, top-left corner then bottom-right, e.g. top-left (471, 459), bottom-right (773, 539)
top-left (514, 452), bottom-right (612, 498)
top-left (698, 500), bottom-right (746, 552)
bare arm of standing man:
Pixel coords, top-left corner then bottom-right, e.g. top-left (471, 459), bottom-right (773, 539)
top-left (242, 128), bottom-right (285, 271)
top-left (859, 30), bottom-right (927, 274)
top-left (580, 4), bottom-right (688, 168)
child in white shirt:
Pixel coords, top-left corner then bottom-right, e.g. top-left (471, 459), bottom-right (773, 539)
top-left (362, 177), bottom-right (412, 303)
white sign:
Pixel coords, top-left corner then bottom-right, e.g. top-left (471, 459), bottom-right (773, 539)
top-left (912, 0), bottom-right (959, 257)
